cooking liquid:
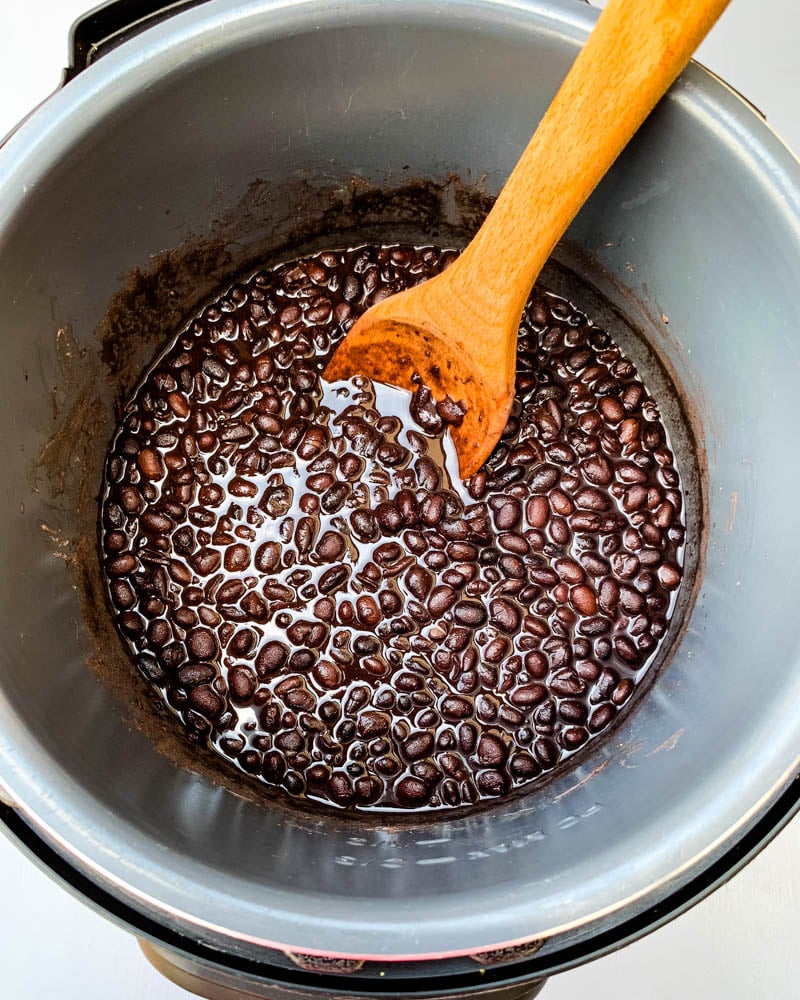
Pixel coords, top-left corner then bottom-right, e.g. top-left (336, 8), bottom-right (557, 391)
top-left (100, 244), bottom-right (685, 812)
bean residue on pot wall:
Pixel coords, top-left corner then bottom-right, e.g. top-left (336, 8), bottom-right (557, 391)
top-left (100, 243), bottom-right (685, 812)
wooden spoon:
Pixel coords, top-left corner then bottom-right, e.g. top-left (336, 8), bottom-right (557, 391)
top-left (325, 0), bottom-right (729, 478)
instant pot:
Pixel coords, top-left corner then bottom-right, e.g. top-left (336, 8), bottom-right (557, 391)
top-left (1, 1), bottom-right (799, 997)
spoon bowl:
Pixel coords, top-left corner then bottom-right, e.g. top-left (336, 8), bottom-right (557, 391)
top-left (324, 270), bottom-right (517, 477)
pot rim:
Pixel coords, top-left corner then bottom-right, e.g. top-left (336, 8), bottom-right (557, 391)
top-left (3, 776), bottom-right (799, 988)
top-left (1, 0), bottom-right (799, 970)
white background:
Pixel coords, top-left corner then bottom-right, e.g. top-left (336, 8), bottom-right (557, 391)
top-left (1, 1), bottom-right (799, 998)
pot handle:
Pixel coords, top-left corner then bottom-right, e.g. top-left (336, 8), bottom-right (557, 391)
top-left (66, 0), bottom-right (210, 79)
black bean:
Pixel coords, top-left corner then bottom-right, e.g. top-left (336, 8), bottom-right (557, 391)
top-left (255, 641), bottom-right (288, 677)
top-left (356, 595), bottom-right (382, 627)
top-left (614, 636), bottom-right (643, 666)
top-left (422, 584), bottom-right (454, 617)
top-left (489, 598), bottom-right (521, 634)
top-left (110, 579), bottom-right (136, 609)
top-left (484, 639), bottom-right (510, 665)
top-left (287, 620), bottom-right (329, 648)
top-left (141, 511), bottom-right (173, 534)
top-left (219, 422), bottom-right (252, 443)
top-left (202, 357), bottom-right (228, 382)
top-left (560, 726), bottom-right (588, 751)
top-left (402, 565), bottom-right (431, 601)
top-left (377, 442), bottom-right (410, 466)
top-left (118, 485), bottom-right (143, 514)
top-left (229, 628), bottom-right (257, 657)
top-left (192, 547), bottom-right (221, 575)
top-left (498, 554), bottom-right (526, 580)
top-left (623, 484), bottom-right (649, 512)
top-left (570, 585), bottom-right (598, 616)
top-left (185, 628), bottom-right (218, 661)
top-left (321, 483), bottom-right (350, 513)
top-left (458, 722), bottom-right (478, 756)
top-left (575, 487), bottom-right (612, 512)
top-left (289, 649), bottom-right (317, 672)
top-left (436, 395), bottom-right (466, 426)
top-left (119, 611), bottom-right (144, 637)
top-left (104, 530), bottom-right (127, 553)
top-left (453, 601), bottom-right (488, 627)
top-left (498, 532), bottom-right (530, 555)
top-left (510, 684), bottom-right (548, 708)
top-left (342, 273), bottom-right (362, 301)
top-left (530, 464), bottom-right (560, 491)
top-left (410, 386), bottom-right (444, 434)
top-left (418, 493), bottom-right (445, 526)
top-left (310, 659), bottom-right (342, 690)
top-left (395, 776), bottom-right (430, 806)
top-left (658, 563), bottom-right (681, 589)
top-left (477, 770), bottom-right (509, 796)
top-left (477, 733), bottom-right (508, 767)
top-left (319, 565), bottom-right (351, 594)
top-left (490, 497), bottom-right (521, 530)
top-left (415, 456), bottom-right (441, 491)
top-left (223, 543), bottom-right (250, 572)
top-left (581, 454), bottom-right (613, 486)
top-left (611, 552), bottom-right (639, 580)
top-left (403, 732), bottom-right (435, 761)
top-left (188, 685), bottom-right (224, 718)
top-left (559, 699), bottom-right (588, 725)
top-left (137, 653), bottom-right (166, 684)
top-left (534, 737), bottom-right (558, 769)
top-left (311, 532), bottom-right (342, 565)
top-left (509, 751), bottom-right (539, 780)
top-left (548, 442), bottom-right (575, 465)
top-left (588, 703), bottom-right (615, 732)
top-left (178, 663), bottom-right (216, 687)
top-left (440, 696), bottom-right (471, 721)
top-left (350, 508), bottom-right (380, 542)
top-left (107, 553), bottom-right (137, 576)
top-left (229, 667), bottom-right (257, 703)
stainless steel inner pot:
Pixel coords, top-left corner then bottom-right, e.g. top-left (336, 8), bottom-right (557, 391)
top-left (1, 0), bottom-right (799, 994)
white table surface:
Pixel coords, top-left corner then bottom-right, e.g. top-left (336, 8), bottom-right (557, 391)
top-left (1, 1), bottom-right (798, 997)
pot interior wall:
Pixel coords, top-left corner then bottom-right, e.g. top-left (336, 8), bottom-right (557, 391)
top-left (0, 0), bottom-right (799, 963)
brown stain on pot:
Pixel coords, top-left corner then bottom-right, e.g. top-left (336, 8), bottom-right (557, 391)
top-left (647, 728), bottom-right (685, 756)
top-left (553, 758), bottom-right (612, 802)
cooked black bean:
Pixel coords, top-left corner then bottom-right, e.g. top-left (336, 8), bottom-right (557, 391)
top-left (228, 667), bottom-right (257, 703)
top-left (490, 497), bottom-right (522, 530)
top-left (178, 662), bottom-right (216, 687)
top-left (119, 611), bottom-right (144, 637)
top-left (404, 565), bottom-right (432, 601)
top-left (614, 636), bottom-right (643, 666)
top-left (349, 508), bottom-right (380, 542)
top-left (534, 737), bottom-right (558, 769)
top-left (187, 628), bottom-right (218, 661)
top-left (319, 565), bottom-right (350, 594)
top-left (452, 601), bottom-right (487, 627)
top-left (107, 553), bottom-right (137, 576)
top-left (489, 598), bottom-right (522, 634)
top-left (254, 640), bottom-right (288, 677)
top-left (409, 386), bottom-right (444, 434)
top-left (395, 776), bottom-right (430, 806)
top-left (477, 732), bottom-right (508, 767)
top-left (110, 579), bottom-right (136, 610)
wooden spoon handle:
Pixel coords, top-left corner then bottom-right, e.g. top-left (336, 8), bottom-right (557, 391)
top-left (445, 0), bottom-right (730, 330)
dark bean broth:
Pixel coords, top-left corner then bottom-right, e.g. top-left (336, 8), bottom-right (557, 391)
top-left (100, 244), bottom-right (685, 812)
